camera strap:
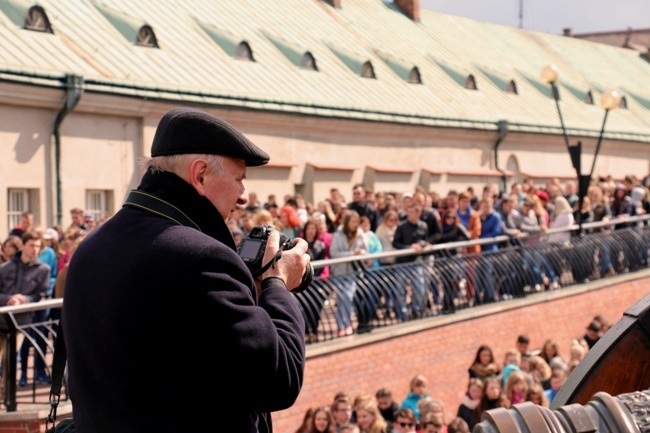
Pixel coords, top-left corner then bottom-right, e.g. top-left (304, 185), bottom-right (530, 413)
top-left (123, 190), bottom-right (201, 231)
top-left (253, 250), bottom-right (284, 278)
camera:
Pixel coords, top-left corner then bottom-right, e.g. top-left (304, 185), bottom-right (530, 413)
top-left (237, 225), bottom-right (313, 293)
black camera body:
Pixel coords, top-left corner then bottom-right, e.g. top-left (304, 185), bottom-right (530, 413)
top-left (237, 225), bottom-right (313, 293)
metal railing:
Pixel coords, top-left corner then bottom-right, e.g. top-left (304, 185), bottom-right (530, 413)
top-left (0, 215), bottom-right (647, 411)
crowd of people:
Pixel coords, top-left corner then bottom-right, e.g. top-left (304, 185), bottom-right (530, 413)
top-left (293, 318), bottom-right (611, 433)
top-left (0, 173), bottom-right (648, 385)
top-left (228, 173), bottom-right (648, 337)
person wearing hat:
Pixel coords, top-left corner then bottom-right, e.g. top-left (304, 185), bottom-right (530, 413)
top-left (62, 107), bottom-right (311, 433)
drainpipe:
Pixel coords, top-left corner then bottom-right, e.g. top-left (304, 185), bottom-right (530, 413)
top-left (494, 120), bottom-right (509, 194)
top-left (52, 74), bottom-right (84, 226)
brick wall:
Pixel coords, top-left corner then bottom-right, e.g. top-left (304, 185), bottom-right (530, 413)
top-left (272, 274), bottom-right (649, 433)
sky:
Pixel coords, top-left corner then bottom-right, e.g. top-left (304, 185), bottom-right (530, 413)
top-left (420, 0), bottom-right (649, 35)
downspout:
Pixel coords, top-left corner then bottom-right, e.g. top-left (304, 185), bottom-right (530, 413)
top-left (52, 74), bottom-right (84, 226)
top-left (494, 120), bottom-right (510, 194)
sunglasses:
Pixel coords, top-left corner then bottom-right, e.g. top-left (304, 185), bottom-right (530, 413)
top-left (398, 422), bottom-right (415, 428)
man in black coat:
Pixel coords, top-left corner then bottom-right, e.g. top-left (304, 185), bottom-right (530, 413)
top-left (62, 107), bottom-right (310, 433)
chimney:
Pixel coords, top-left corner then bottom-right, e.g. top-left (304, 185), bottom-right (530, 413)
top-left (327, 0), bottom-right (341, 8)
top-left (563, 27), bottom-right (573, 37)
top-left (394, 0), bottom-right (420, 22)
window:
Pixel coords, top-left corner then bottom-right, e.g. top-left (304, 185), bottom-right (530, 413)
top-left (86, 190), bottom-right (110, 222)
top-left (136, 25), bottom-right (159, 48)
top-left (408, 67), bottom-right (422, 84)
top-left (361, 61), bottom-right (376, 79)
top-left (300, 52), bottom-right (317, 71)
top-left (236, 41), bottom-right (254, 61)
top-left (465, 74), bottom-right (477, 90)
top-left (7, 189), bottom-right (30, 230)
top-left (507, 80), bottom-right (518, 94)
top-left (24, 6), bottom-right (52, 33)
top-left (619, 96), bottom-right (628, 109)
top-left (585, 91), bottom-right (594, 105)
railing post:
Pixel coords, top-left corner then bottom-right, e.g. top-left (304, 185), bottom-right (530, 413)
top-left (4, 320), bottom-right (18, 412)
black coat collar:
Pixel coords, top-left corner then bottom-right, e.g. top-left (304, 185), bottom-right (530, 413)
top-left (133, 169), bottom-right (237, 251)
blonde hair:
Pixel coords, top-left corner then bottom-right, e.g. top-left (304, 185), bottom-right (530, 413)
top-left (409, 374), bottom-right (428, 391)
top-left (355, 398), bottom-right (387, 433)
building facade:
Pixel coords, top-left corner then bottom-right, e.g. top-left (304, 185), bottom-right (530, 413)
top-left (1, 0), bottom-right (649, 234)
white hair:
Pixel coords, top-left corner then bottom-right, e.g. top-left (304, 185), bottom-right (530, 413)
top-left (142, 154), bottom-right (225, 178)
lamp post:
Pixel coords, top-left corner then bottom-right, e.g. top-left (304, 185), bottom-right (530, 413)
top-left (540, 64), bottom-right (621, 235)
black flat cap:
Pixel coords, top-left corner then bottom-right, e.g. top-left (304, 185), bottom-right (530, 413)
top-left (151, 107), bottom-right (270, 167)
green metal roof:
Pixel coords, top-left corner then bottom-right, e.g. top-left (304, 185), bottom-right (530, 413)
top-left (0, 0), bottom-right (649, 142)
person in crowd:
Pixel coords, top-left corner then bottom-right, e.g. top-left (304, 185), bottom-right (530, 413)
top-left (246, 191), bottom-right (264, 212)
top-left (515, 333), bottom-right (532, 358)
top-left (391, 408), bottom-right (417, 433)
top-left (298, 217), bottom-right (329, 343)
top-left (0, 230), bottom-right (49, 390)
top-left (18, 227), bottom-right (58, 386)
top-left (279, 204), bottom-right (302, 239)
top-left (412, 191), bottom-right (442, 242)
top-left (588, 185), bottom-right (616, 277)
top-left (575, 196), bottom-right (594, 228)
top-left (351, 393), bottom-right (375, 424)
top-left (339, 424), bottom-right (361, 433)
top-left (392, 203), bottom-right (430, 319)
top-left (567, 339), bottom-right (586, 365)
top-left (547, 195), bottom-right (574, 244)
top-left (308, 406), bottom-right (337, 433)
top-left (529, 355), bottom-right (552, 390)
top-left (330, 210), bottom-right (368, 337)
top-left (401, 374), bottom-right (430, 423)
top-left (377, 387), bottom-right (400, 424)
top-left (538, 339), bottom-right (561, 365)
top-left (376, 209), bottom-right (399, 266)
top-left (583, 320), bottom-right (602, 349)
top-left (83, 213), bottom-right (96, 232)
top-left (543, 368), bottom-right (567, 405)
top-left (456, 191), bottom-right (481, 255)
top-left (525, 383), bottom-right (549, 407)
top-left (431, 209), bottom-right (471, 311)
top-left (446, 418), bottom-right (469, 433)
top-left (456, 378), bottom-right (483, 430)
top-left (332, 395), bottom-right (355, 432)
top-left (67, 207), bottom-right (87, 232)
top-left (419, 413), bottom-right (444, 433)
top-left (355, 398), bottom-right (388, 433)
top-left (468, 344), bottom-right (500, 382)
top-left (564, 180), bottom-right (579, 211)
top-left (294, 407), bottom-right (315, 433)
top-left (611, 185), bottom-right (633, 219)
top-left (475, 377), bottom-right (509, 422)
top-left (504, 370), bottom-right (528, 405)
top-left (475, 198), bottom-right (502, 303)
top-left (9, 211), bottom-right (34, 238)
top-left (349, 184), bottom-right (380, 232)
top-left (61, 107), bottom-right (310, 432)
top-left (499, 348), bottom-right (522, 388)
top-left (313, 212), bottom-right (332, 278)
top-left (1, 235), bottom-right (23, 264)
top-left (417, 398), bottom-right (447, 432)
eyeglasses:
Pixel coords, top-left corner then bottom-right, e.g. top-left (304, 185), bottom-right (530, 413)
top-left (398, 422), bottom-right (415, 428)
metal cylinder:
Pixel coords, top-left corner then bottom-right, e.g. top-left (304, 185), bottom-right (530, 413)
top-left (473, 389), bottom-right (650, 433)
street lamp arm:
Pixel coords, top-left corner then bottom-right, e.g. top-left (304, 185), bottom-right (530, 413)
top-left (589, 108), bottom-right (610, 178)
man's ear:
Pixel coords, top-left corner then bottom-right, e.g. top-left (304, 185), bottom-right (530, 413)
top-left (188, 159), bottom-right (209, 197)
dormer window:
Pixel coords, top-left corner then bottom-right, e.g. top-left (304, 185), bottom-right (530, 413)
top-left (301, 52), bottom-right (318, 71)
top-left (507, 80), bottom-right (518, 94)
top-left (585, 91), bottom-right (594, 105)
top-left (136, 25), bottom-right (158, 48)
top-left (408, 67), bottom-right (422, 84)
top-left (361, 61), bottom-right (376, 79)
top-left (236, 41), bottom-right (254, 61)
top-left (465, 74), bottom-right (477, 90)
top-left (24, 6), bottom-right (52, 33)
top-left (619, 96), bottom-right (628, 109)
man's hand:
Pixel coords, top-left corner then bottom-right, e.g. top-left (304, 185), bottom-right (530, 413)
top-left (260, 229), bottom-right (310, 292)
